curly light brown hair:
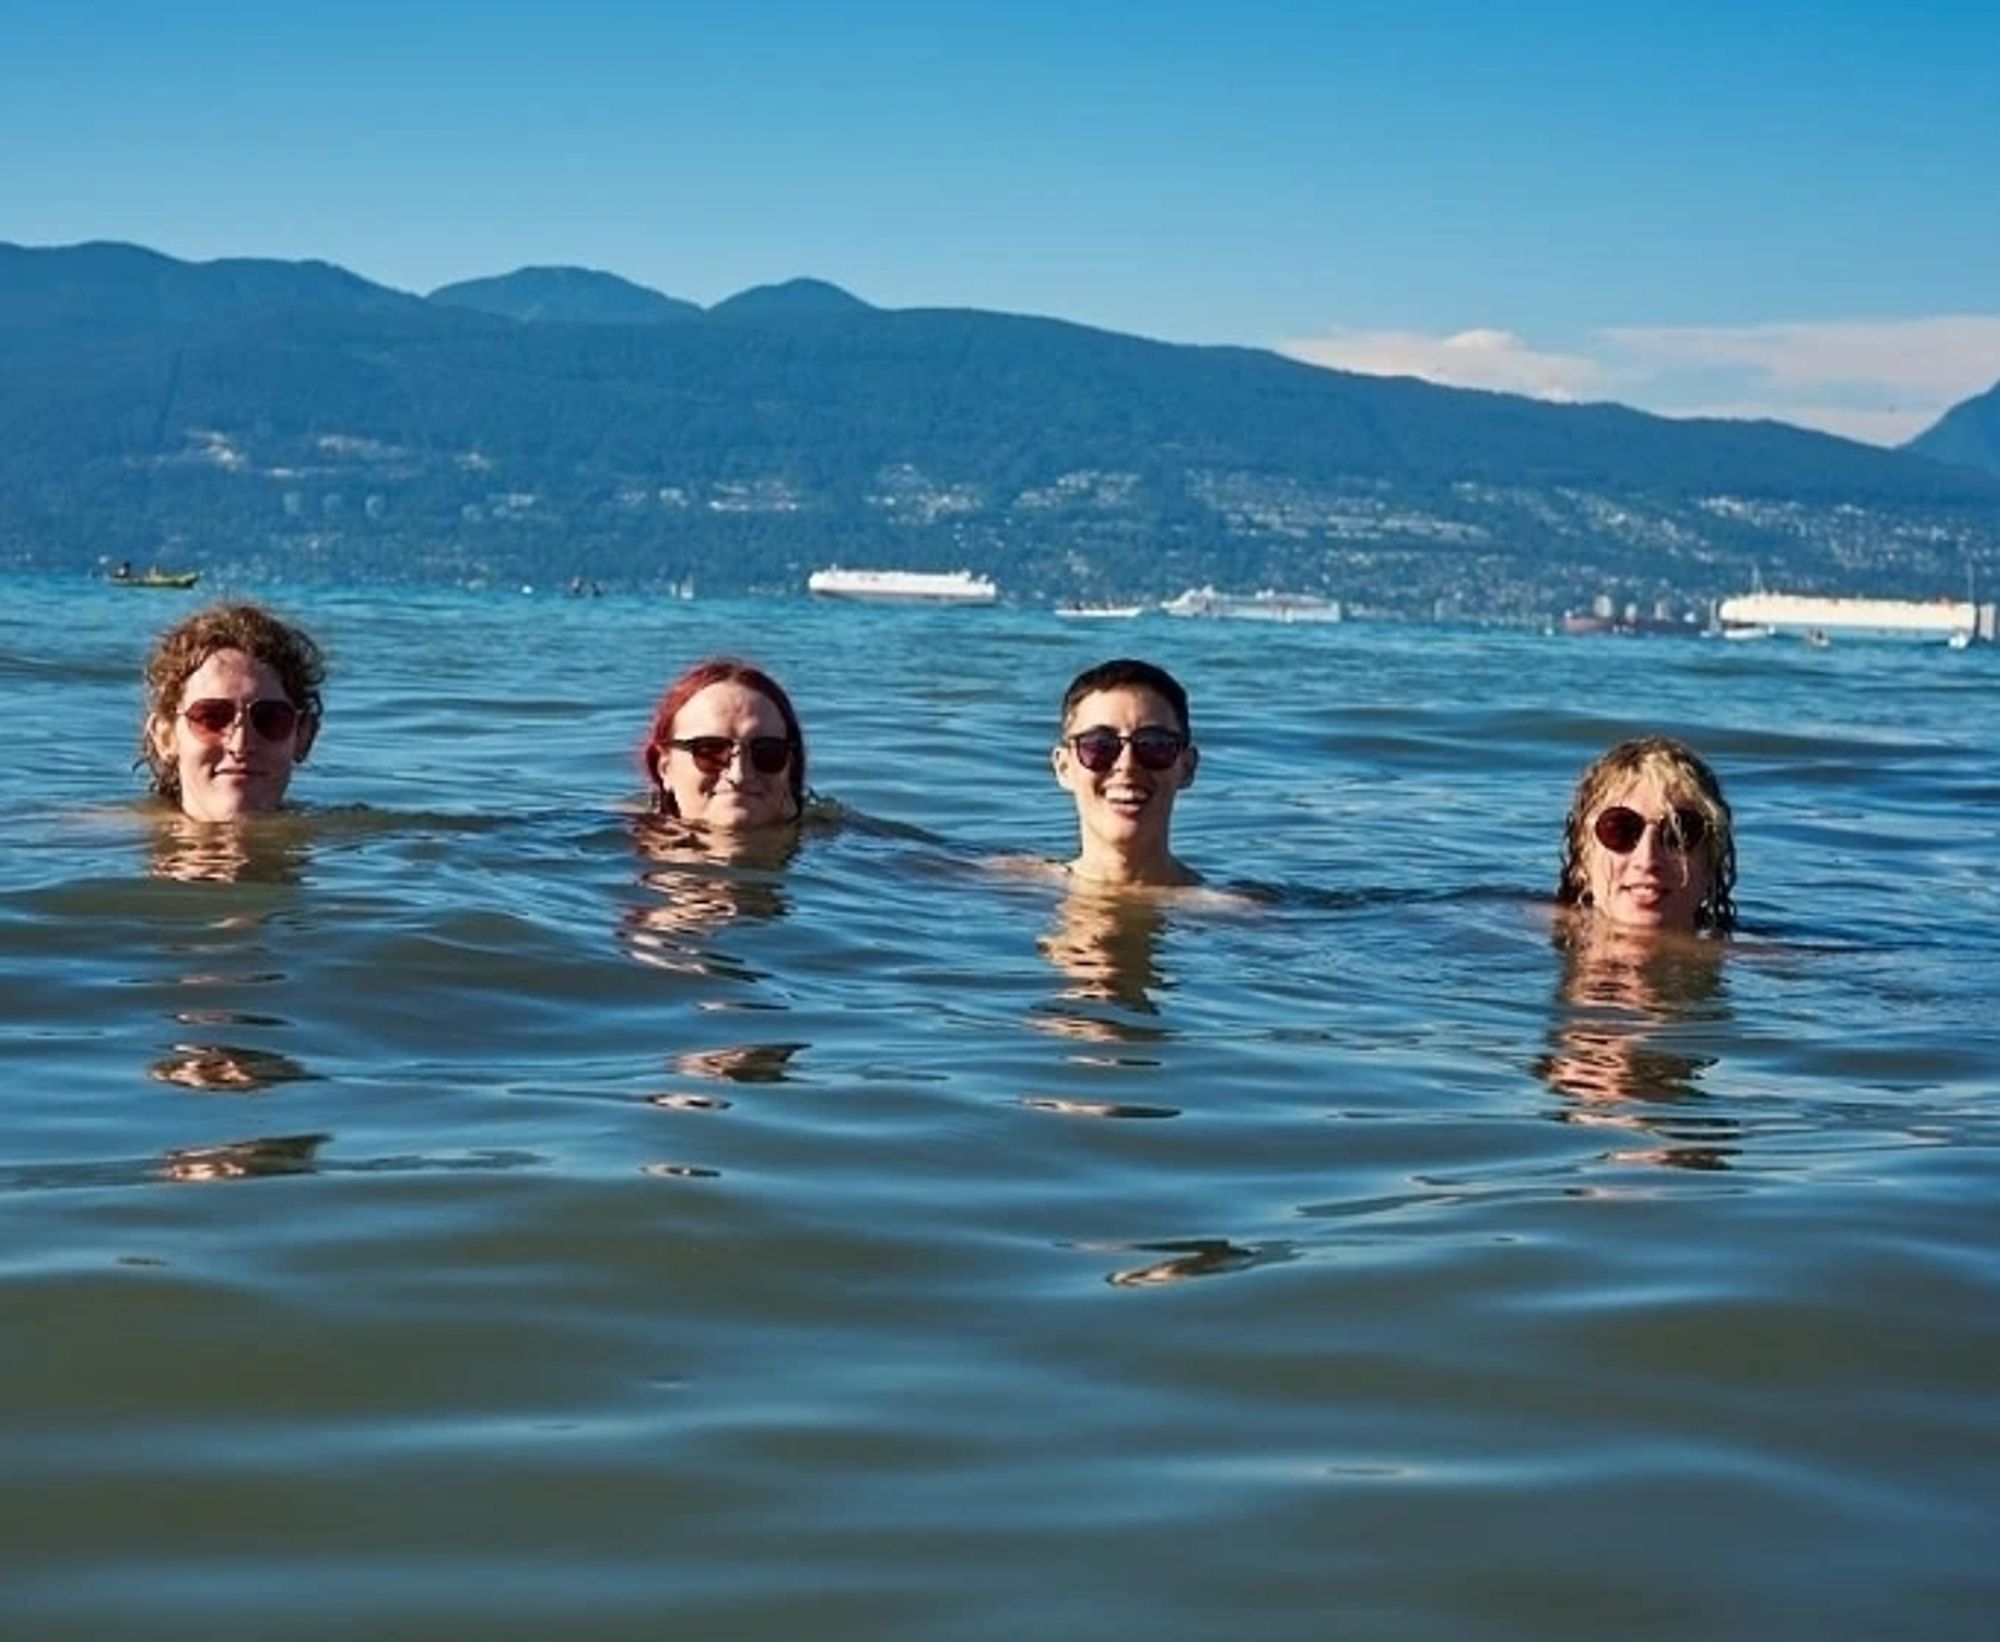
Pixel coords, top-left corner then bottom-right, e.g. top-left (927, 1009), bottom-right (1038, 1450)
top-left (1556, 736), bottom-right (1737, 934)
top-left (140, 603), bottom-right (326, 799)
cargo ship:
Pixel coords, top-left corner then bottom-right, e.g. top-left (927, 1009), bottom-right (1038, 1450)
top-left (807, 567), bottom-right (999, 605)
top-left (1714, 591), bottom-right (1992, 645)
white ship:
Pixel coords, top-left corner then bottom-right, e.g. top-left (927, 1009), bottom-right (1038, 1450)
top-left (1160, 585), bottom-right (1342, 624)
top-left (1714, 591), bottom-right (1990, 645)
top-left (807, 567), bottom-right (999, 605)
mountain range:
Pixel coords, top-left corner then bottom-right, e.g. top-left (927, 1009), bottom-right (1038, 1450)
top-left (2, 240), bottom-right (1995, 612)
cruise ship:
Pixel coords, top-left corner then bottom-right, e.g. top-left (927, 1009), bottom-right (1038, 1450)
top-left (807, 567), bottom-right (999, 605)
top-left (1160, 585), bottom-right (1342, 624)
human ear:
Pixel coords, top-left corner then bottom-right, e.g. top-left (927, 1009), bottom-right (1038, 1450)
top-left (147, 714), bottom-right (176, 768)
top-left (294, 713), bottom-right (319, 763)
top-left (1180, 745), bottom-right (1198, 789)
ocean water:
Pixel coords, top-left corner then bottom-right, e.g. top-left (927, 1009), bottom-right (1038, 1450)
top-left (3, 576), bottom-right (1996, 1640)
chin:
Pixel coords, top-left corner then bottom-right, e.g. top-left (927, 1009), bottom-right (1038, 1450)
top-left (190, 784), bottom-right (283, 821)
top-left (1607, 906), bottom-right (1694, 934)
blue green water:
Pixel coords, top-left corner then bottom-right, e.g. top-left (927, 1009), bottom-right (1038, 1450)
top-left (3, 577), bottom-right (1997, 1639)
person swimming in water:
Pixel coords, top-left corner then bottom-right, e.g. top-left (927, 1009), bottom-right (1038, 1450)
top-left (1555, 736), bottom-right (1737, 936)
top-left (1050, 657), bottom-right (1201, 888)
top-left (141, 602), bottom-right (325, 821)
top-left (639, 658), bottom-right (808, 832)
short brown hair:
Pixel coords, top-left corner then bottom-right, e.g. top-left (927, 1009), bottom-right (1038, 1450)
top-left (1058, 658), bottom-right (1191, 738)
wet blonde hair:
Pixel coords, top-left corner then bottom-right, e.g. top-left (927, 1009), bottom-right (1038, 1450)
top-left (140, 603), bottom-right (325, 799)
top-left (1556, 736), bottom-right (1737, 933)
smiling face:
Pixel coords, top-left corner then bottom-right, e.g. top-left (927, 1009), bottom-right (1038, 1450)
top-left (1581, 771), bottom-right (1716, 934)
top-left (148, 648), bottom-right (317, 822)
top-left (1052, 684), bottom-right (1197, 883)
top-left (652, 680), bottom-right (797, 831)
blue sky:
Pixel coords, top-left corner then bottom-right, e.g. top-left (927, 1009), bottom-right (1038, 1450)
top-left (5, 0), bottom-right (1997, 443)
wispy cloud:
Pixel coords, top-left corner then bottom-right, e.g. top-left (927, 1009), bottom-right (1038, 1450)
top-left (1278, 315), bottom-right (2000, 446)
top-left (1281, 327), bottom-right (1610, 401)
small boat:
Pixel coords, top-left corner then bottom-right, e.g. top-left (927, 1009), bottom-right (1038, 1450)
top-left (1054, 602), bottom-right (1143, 620)
top-left (109, 563), bottom-right (200, 589)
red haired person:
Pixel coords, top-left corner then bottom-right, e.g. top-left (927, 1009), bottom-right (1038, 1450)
top-left (640, 659), bottom-right (807, 833)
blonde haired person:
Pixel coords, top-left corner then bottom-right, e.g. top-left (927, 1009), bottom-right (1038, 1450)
top-left (1556, 736), bottom-right (1736, 935)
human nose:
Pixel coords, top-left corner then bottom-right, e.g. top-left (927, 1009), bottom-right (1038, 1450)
top-left (1630, 821), bottom-right (1675, 868)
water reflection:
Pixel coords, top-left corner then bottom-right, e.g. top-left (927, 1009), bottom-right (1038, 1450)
top-left (1537, 921), bottom-right (1741, 1169)
top-left (147, 814), bottom-right (313, 884)
top-left (621, 818), bottom-right (795, 973)
top-left (671, 1042), bottom-right (804, 1083)
top-left (158, 1132), bottom-right (327, 1182)
top-left (148, 1043), bottom-right (317, 1093)
top-left (1032, 886), bottom-right (1173, 1056)
top-left (1097, 1237), bottom-right (1297, 1288)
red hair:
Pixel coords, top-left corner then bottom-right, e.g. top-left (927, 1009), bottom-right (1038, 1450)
top-left (640, 658), bottom-right (808, 818)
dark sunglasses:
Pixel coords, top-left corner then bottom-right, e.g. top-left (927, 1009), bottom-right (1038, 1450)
top-left (181, 697), bottom-right (303, 742)
top-left (1592, 805), bottom-right (1709, 855)
top-left (1067, 727), bottom-right (1187, 773)
top-left (670, 735), bottom-right (793, 776)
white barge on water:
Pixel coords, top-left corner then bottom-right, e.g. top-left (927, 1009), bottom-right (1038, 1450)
top-left (807, 567), bottom-right (999, 605)
top-left (1714, 591), bottom-right (1994, 645)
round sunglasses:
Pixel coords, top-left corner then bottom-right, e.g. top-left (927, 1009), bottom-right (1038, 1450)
top-left (1066, 727), bottom-right (1188, 773)
top-left (181, 697), bottom-right (304, 742)
top-left (1592, 804), bottom-right (1709, 855)
top-left (669, 735), bottom-right (793, 776)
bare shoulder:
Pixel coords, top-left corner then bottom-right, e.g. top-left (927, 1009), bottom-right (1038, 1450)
top-left (985, 852), bottom-right (1068, 882)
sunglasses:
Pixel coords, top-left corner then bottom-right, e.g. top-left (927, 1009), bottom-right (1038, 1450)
top-left (669, 735), bottom-right (793, 776)
top-left (1067, 727), bottom-right (1187, 773)
top-left (181, 697), bottom-right (303, 742)
top-left (1592, 805), bottom-right (1709, 855)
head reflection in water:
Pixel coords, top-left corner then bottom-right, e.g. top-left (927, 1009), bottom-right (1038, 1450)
top-left (149, 813), bottom-right (312, 884)
top-left (623, 818), bottom-right (796, 971)
top-left (1039, 887), bottom-right (1169, 1010)
top-left (1033, 887), bottom-right (1172, 1057)
top-left (1101, 1238), bottom-right (1295, 1288)
top-left (158, 1133), bottom-right (326, 1183)
top-left (1536, 921), bottom-right (1740, 1170)
top-left (148, 1044), bottom-right (316, 1093)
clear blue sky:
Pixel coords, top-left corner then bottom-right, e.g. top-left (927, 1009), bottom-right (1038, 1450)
top-left (5, 0), bottom-right (1996, 441)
